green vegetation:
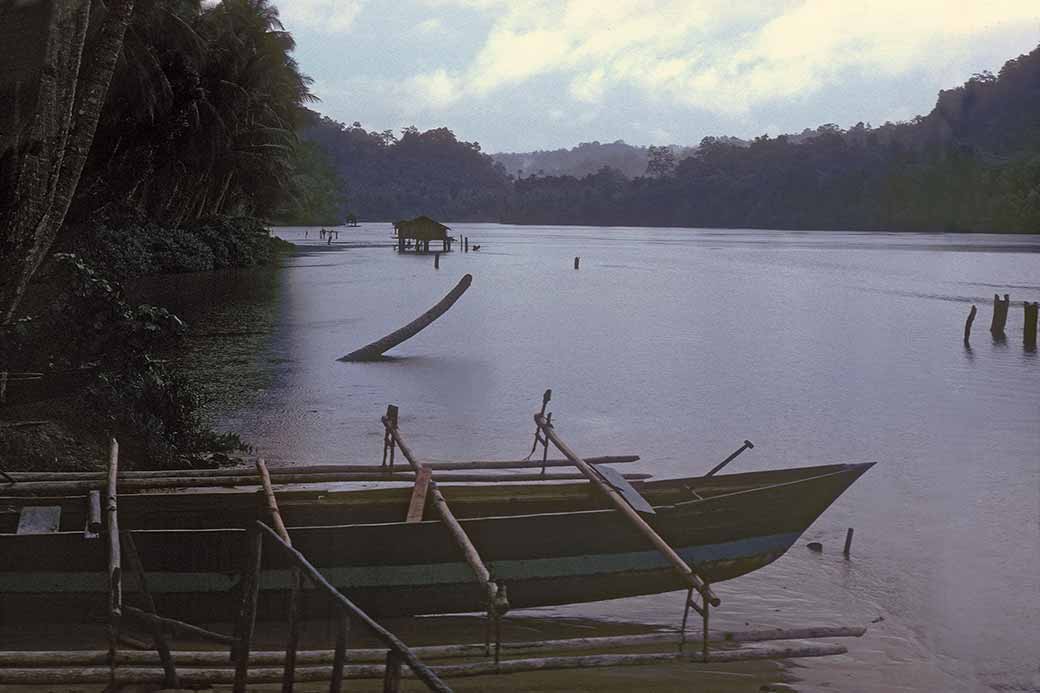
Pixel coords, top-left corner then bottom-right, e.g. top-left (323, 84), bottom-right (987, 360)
top-left (1, 0), bottom-right (317, 469)
top-left (299, 114), bottom-right (511, 221)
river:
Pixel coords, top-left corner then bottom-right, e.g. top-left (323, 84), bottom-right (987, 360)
top-left (141, 224), bottom-right (1040, 692)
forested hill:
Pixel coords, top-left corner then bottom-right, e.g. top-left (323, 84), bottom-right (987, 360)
top-left (491, 141), bottom-right (697, 179)
top-left (505, 44), bottom-right (1040, 232)
top-left (304, 43), bottom-right (1039, 232)
top-left (298, 113), bottom-right (511, 221)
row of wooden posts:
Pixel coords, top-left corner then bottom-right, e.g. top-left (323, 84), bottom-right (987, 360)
top-left (964, 293), bottom-right (1039, 350)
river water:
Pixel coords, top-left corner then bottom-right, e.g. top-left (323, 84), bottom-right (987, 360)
top-left (142, 224), bottom-right (1040, 692)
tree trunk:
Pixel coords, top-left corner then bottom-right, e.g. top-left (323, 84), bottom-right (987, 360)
top-left (0, 0), bottom-right (136, 325)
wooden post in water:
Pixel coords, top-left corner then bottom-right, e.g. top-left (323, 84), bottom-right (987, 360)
top-left (434, 252), bottom-right (440, 269)
top-left (843, 528), bottom-right (854, 557)
top-left (963, 305), bottom-right (977, 345)
top-left (574, 257), bottom-right (580, 270)
top-left (990, 293), bottom-right (1010, 336)
top-left (464, 236), bottom-right (468, 253)
top-left (1024, 302), bottom-right (1038, 351)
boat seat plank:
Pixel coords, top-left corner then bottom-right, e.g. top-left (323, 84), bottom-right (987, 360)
top-left (406, 467), bottom-right (432, 522)
top-left (16, 506), bottom-right (62, 534)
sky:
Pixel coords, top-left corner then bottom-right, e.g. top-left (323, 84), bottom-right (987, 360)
top-left (273, 1), bottom-right (1040, 153)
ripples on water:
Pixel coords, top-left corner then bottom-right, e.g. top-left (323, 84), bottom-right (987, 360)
top-left (136, 225), bottom-right (1040, 692)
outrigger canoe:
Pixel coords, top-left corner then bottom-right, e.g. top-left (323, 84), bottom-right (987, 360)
top-left (0, 462), bottom-right (871, 623)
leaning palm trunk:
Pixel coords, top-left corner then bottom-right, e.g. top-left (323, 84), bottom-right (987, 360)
top-left (0, 0), bottom-right (136, 325)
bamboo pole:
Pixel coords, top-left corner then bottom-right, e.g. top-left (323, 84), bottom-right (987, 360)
top-left (535, 413), bottom-right (719, 607)
top-left (122, 532), bottom-right (179, 688)
top-left (0, 642), bottom-right (850, 684)
top-left (0, 626), bottom-right (866, 667)
top-left (122, 606), bottom-right (237, 645)
top-left (105, 438), bottom-right (121, 687)
top-left (256, 522), bottom-right (452, 693)
top-left (256, 459), bottom-right (290, 542)
top-left (0, 470), bottom-right (651, 495)
top-left (255, 458), bottom-right (303, 693)
top-left (3, 456), bottom-right (638, 481)
top-left (382, 414), bottom-right (505, 612)
top-left (232, 529), bottom-right (263, 693)
top-left (85, 488), bottom-right (101, 537)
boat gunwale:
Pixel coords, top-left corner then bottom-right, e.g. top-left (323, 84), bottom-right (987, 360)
top-left (0, 462), bottom-right (874, 537)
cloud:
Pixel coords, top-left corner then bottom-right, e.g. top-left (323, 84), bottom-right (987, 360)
top-left (276, 0), bottom-right (366, 33)
top-left (407, 0), bottom-right (1040, 114)
top-left (408, 68), bottom-right (463, 107)
top-left (415, 17), bottom-right (447, 35)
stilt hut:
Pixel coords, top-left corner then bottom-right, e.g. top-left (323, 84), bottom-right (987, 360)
top-left (393, 216), bottom-right (453, 253)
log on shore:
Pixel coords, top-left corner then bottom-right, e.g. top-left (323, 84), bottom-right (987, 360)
top-left (338, 274), bottom-right (472, 361)
top-left (0, 626), bottom-right (866, 667)
top-left (0, 643), bottom-right (850, 684)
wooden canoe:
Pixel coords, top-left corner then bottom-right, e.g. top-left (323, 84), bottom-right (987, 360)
top-left (0, 462), bottom-right (872, 622)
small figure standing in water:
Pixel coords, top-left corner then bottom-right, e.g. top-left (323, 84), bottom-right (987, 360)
top-left (327, 233), bottom-right (332, 245)
top-left (305, 230), bottom-right (308, 238)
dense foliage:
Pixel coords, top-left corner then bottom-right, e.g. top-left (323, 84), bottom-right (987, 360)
top-left (299, 113), bottom-right (512, 221)
top-left (73, 0), bottom-right (323, 225)
top-left (64, 215), bottom-right (291, 280)
top-left (1, 0), bottom-right (313, 468)
top-left (2, 254), bottom-right (242, 465)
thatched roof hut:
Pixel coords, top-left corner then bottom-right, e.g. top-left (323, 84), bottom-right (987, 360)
top-left (393, 216), bottom-right (451, 242)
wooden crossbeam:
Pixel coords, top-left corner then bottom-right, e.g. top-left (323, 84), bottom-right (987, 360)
top-left (406, 467), bottom-right (432, 522)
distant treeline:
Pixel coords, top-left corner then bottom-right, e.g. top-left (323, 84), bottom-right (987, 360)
top-left (491, 141), bottom-right (696, 179)
top-left (310, 44), bottom-right (1040, 233)
top-left (298, 115), bottom-right (511, 222)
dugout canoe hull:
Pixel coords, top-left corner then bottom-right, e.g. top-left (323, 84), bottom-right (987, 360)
top-left (0, 463), bottom-right (872, 622)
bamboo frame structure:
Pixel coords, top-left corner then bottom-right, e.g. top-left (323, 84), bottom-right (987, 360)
top-left (382, 408), bottom-right (509, 658)
top-left (255, 521), bottom-right (452, 693)
top-left (534, 413), bottom-right (718, 607)
top-left (122, 531), bottom-right (178, 688)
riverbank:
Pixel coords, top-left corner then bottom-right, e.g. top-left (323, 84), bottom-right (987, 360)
top-left (0, 218), bottom-right (294, 473)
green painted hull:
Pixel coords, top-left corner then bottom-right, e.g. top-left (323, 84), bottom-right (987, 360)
top-left (0, 463), bottom-right (871, 622)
